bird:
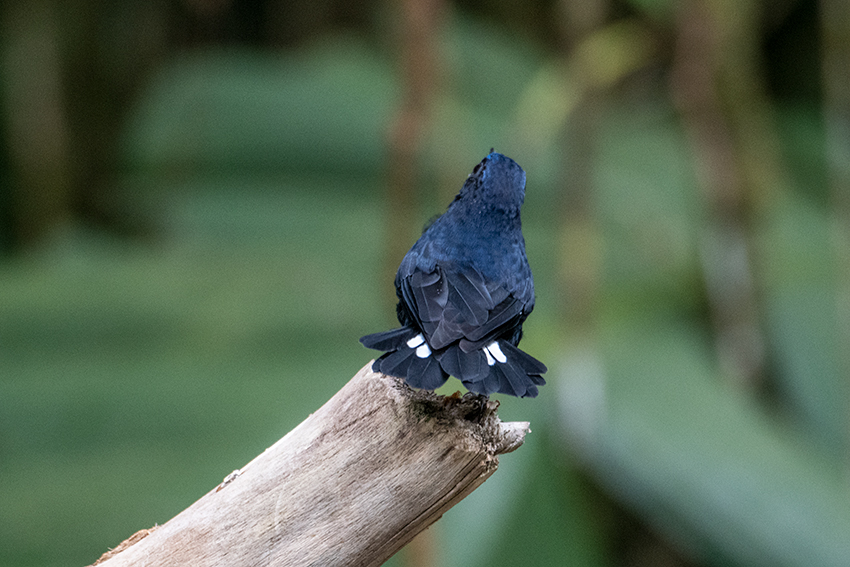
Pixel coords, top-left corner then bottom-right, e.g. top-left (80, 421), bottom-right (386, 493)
top-left (360, 151), bottom-right (546, 398)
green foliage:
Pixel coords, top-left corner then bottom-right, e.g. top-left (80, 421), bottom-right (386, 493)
top-left (573, 317), bottom-right (850, 566)
top-left (123, 39), bottom-right (397, 176)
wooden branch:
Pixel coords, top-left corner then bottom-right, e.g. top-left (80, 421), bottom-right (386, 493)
top-left (92, 362), bottom-right (530, 567)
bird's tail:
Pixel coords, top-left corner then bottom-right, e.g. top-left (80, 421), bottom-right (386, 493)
top-left (439, 340), bottom-right (546, 398)
top-left (360, 327), bottom-right (450, 390)
top-left (361, 330), bottom-right (546, 397)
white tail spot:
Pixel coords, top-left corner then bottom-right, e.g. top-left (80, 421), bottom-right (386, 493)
top-left (484, 349), bottom-right (495, 366)
top-left (407, 334), bottom-right (425, 348)
top-left (416, 343), bottom-right (431, 358)
top-left (486, 342), bottom-right (507, 364)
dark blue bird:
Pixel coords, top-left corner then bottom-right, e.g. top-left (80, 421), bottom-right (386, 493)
top-left (360, 151), bottom-right (546, 397)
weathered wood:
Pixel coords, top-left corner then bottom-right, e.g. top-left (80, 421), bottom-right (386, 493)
top-left (92, 362), bottom-right (530, 567)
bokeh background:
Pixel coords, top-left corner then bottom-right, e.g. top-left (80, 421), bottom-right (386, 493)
top-left (2, 0), bottom-right (849, 566)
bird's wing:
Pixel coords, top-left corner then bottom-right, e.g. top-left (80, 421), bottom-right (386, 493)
top-left (400, 265), bottom-right (527, 350)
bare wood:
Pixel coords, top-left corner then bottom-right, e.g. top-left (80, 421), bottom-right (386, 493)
top-left (92, 362), bottom-right (530, 567)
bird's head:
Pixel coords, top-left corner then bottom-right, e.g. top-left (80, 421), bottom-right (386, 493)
top-left (460, 151), bottom-right (527, 211)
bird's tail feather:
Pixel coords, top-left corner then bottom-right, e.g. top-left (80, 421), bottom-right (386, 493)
top-left (361, 327), bottom-right (450, 391)
top-left (361, 329), bottom-right (545, 397)
top-left (454, 340), bottom-right (546, 398)
top-left (359, 327), bottom-right (416, 351)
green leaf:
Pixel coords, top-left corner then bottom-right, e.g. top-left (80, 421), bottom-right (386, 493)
top-left (558, 320), bottom-right (850, 566)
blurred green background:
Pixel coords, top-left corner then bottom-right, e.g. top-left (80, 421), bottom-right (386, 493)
top-left (2, 0), bottom-right (850, 566)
